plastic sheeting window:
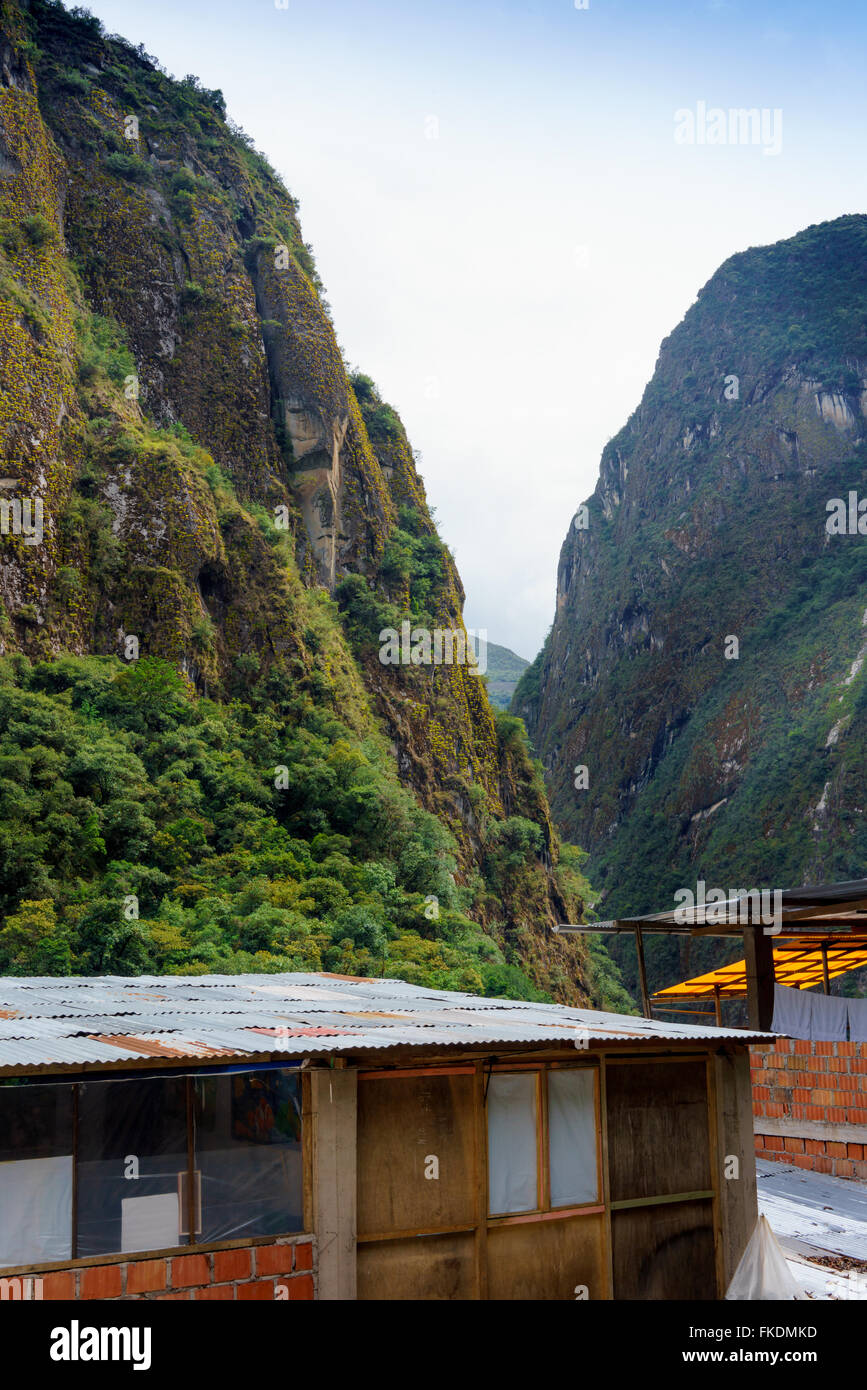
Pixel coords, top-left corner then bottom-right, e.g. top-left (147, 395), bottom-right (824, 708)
top-left (548, 1067), bottom-right (598, 1207)
top-left (487, 1072), bottom-right (539, 1215)
top-left (193, 1070), bottom-right (303, 1242)
top-left (0, 1082), bottom-right (74, 1267)
top-left (76, 1075), bottom-right (188, 1257)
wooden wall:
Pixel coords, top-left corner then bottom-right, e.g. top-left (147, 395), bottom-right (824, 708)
top-left (351, 1049), bottom-right (749, 1300)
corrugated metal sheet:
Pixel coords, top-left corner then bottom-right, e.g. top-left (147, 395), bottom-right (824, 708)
top-left (0, 973), bottom-right (775, 1073)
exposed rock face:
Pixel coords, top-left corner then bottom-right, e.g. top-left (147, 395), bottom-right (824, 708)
top-left (0, 0), bottom-right (591, 1001)
top-left (516, 215), bottom-right (867, 996)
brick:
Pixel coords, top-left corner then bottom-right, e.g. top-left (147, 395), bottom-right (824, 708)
top-left (814, 1155), bottom-right (833, 1174)
top-left (835, 1159), bottom-right (855, 1178)
top-left (126, 1260), bottom-right (167, 1295)
top-left (237, 1279), bottom-right (275, 1300)
top-left (287, 1274), bottom-right (314, 1301)
top-left (41, 1271), bottom-right (76, 1300)
top-left (255, 1244), bottom-right (294, 1276)
top-left (827, 1107), bottom-right (848, 1124)
top-left (195, 1285), bottom-right (235, 1300)
top-left (810, 1089), bottom-right (836, 1107)
top-left (213, 1249), bottom-right (251, 1283)
top-left (788, 1056), bottom-right (808, 1071)
top-left (847, 1143), bottom-right (864, 1160)
top-left (765, 1102), bottom-right (784, 1117)
top-left (765, 1134), bottom-right (785, 1151)
top-left (848, 1108), bottom-right (867, 1124)
top-left (815, 1041), bottom-right (834, 1056)
top-left (80, 1265), bottom-right (122, 1300)
top-left (827, 1141), bottom-right (847, 1158)
top-left (155, 1291), bottom-right (192, 1301)
top-left (171, 1254), bottom-right (210, 1289)
top-left (827, 1057), bottom-right (845, 1073)
top-left (792, 1154), bottom-right (814, 1171)
top-left (803, 1104), bottom-right (827, 1121)
top-left (805, 1139), bottom-right (825, 1156)
top-left (792, 1088), bottom-right (811, 1104)
top-left (853, 1160), bottom-right (867, 1180)
top-left (784, 1137), bottom-right (805, 1154)
top-left (837, 1041), bottom-right (856, 1057)
top-left (294, 1242), bottom-right (313, 1272)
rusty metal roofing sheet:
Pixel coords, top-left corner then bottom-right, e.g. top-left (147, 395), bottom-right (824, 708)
top-left (0, 973), bottom-right (775, 1073)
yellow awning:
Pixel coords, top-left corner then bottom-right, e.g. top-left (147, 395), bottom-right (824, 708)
top-left (654, 941), bottom-right (867, 1000)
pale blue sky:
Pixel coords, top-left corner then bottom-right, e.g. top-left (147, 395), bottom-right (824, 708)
top-left (82, 0), bottom-right (867, 656)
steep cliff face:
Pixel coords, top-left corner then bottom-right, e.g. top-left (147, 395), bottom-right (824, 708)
top-left (517, 215), bottom-right (867, 996)
top-left (0, 0), bottom-right (594, 1001)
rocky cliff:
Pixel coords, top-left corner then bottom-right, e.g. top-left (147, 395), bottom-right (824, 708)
top-left (0, 0), bottom-right (596, 1002)
top-left (516, 215), bottom-right (867, 998)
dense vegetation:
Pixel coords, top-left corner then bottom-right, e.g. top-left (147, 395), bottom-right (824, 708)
top-left (0, 651), bottom-right (564, 996)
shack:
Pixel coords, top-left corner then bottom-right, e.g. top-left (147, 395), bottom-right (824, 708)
top-left (0, 973), bottom-right (771, 1301)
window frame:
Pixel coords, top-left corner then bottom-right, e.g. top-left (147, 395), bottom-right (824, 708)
top-left (486, 1061), bottom-right (601, 1220)
top-left (0, 1065), bottom-right (305, 1270)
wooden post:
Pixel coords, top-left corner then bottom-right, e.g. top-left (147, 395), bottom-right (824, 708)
top-left (821, 944), bottom-right (831, 995)
top-left (634, 928), bottom-right (652, 1019)
top-left (743, 927), bottom-right (775, 1031)
top-left (310, 1067), bottom-right (357, 1300)
top-left (713, 985), bottom-right (722, 1027)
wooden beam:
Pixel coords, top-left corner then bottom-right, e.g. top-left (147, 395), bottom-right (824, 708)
top-left (743, 926), bottom-right (775, 1031)
top-left (821, 944), bottom-right (831, 996)
top-left (634, 928), bottom-right (652, 1018)
top-left (713, 985), bottom-right (722, 1027)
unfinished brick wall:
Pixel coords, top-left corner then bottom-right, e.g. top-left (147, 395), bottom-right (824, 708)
top-left (751, 1040), bottom-right (867, 1179)
top-left (13, 1236), bottom-right (315, 1301)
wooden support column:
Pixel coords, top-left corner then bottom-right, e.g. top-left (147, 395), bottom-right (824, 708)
top-left (821, 944), bottom-right (831, 995)
top-left (743, 926), bottom-right (775, 1031)
top-left (310, 1066), bottom-right (357, 1300)
top-left (713, 985), bottom-right (722, 1027)
top-left (634, 928), bottom-right (652, 1019)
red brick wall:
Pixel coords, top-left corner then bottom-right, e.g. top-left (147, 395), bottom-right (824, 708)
top-left (7, 1236), bottom-right (315, 1301)
top-left (751, 1039), bottom-right (867, 1179)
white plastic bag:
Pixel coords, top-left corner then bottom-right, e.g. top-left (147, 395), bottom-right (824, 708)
top-left (725, 1214), bottom-right (809, 1300)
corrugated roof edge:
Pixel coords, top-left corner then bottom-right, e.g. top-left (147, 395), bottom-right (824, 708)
top-left (0, 972), bottom-right (778, 1074)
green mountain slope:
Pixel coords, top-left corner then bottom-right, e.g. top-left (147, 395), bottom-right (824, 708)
top-left (515, 215), bottom-right (867, 1000)
top-left (481, 641), bottom-right (530, 710)
top-left (0, 0), bottom-right (603, 1002)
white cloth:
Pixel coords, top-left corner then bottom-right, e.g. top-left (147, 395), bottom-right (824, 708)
top-left (771, 983), bottom-right (812, 1039)
top-left (809, 990), bottom-right (848, 1041)
top-left (0, 1154), bottom-right (72, 1266)
top-left (847, 997), bottom-right (867, 1043)
top-left (486, 1072), bottom-right (538, 1215)
top-left (725, 1215), bottom-right (809, 1300)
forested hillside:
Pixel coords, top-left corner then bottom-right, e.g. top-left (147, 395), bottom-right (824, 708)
top-left (516, 215), bottom-right (867, 999)
top-left (0, 0), bottom-right (627, 1006)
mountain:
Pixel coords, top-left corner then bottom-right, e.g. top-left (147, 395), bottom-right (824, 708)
top-left (0, 0), bottom-right (602, 1003)
top-left (515, 214), bottom-right (867, 1000)
top-left (480, 641), bottom-right (530, 711)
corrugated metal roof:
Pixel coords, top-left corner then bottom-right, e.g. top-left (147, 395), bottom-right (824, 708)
top-left (0, 973), bottom-right (775, 1073)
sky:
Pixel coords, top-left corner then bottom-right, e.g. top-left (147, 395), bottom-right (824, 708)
top-left (82, 0), bottom-right (867, 658)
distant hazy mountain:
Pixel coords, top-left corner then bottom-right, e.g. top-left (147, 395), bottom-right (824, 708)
top-left (481, 641), bottom-right (530, 710)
